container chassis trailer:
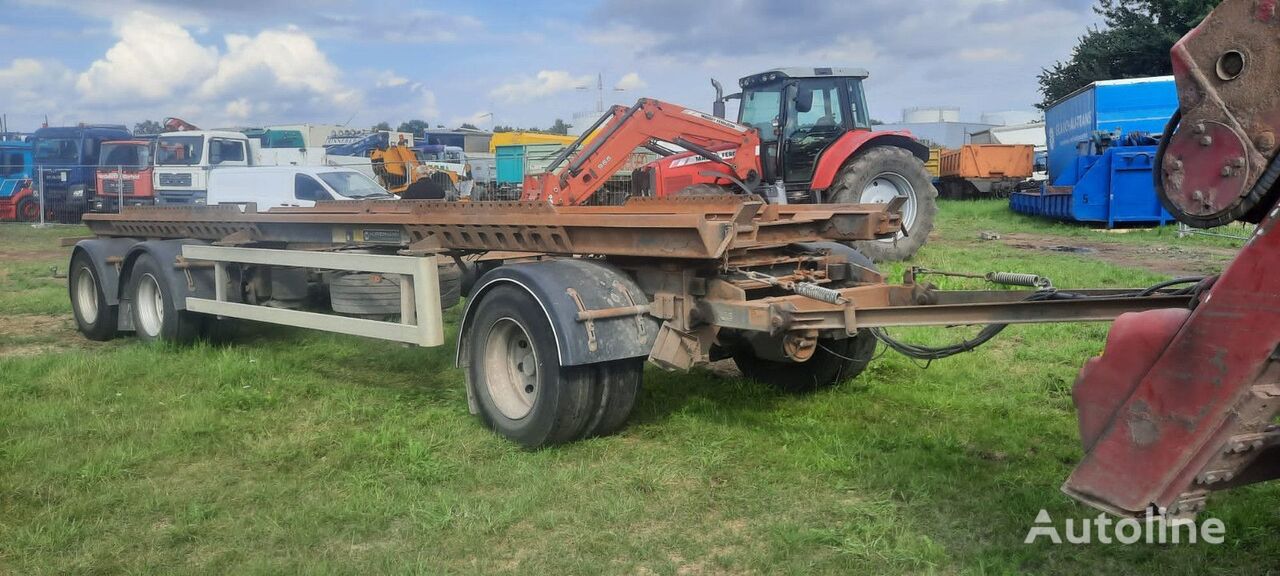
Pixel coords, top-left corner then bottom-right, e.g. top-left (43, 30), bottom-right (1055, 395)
top-left (66, 193), bottom-right (1233, 516)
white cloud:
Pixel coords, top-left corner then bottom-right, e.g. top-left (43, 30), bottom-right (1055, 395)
top-left (0, 58), bottom-right (75, 118)
top-left (450, 111), bottom-right (493, 128)
top-left (63, 11), bottom-right (363, 126)
top-left (490, 70), bottom-right (593, 103)
top-left (198, 26), bottom-right (356, 108)
top-left (76, 11), bottom-right (218, 104)
top-left (376, 71), bottom-right (409, 88)
top-left (615, 72), bottom-right (646, 91)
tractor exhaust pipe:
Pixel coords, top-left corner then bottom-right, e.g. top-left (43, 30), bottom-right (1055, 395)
top-left (711, 78), bottom-right (726, 119)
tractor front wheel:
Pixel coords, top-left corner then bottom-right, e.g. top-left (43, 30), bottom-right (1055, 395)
top-left (828, 146), bottom-right (937, 261)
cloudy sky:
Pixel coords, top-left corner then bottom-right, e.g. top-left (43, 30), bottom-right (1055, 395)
top-left (0, 0), bottom-right (1100, 132)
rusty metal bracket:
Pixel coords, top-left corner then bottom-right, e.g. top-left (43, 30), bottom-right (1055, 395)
top-left (566, 288), bottom-right (598, 352)
top-left (612, 280), bottom-right (649, 339)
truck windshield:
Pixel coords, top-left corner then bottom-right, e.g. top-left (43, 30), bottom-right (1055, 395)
top-left (317, 171), bottom-right (394, 199)
top-left (100, 143), bottom-right (152, 168)
top-left (34, 138), bottom-right (80, 163)
top-left (156, 136), bottom-right (204, 166)
top-left (740, 87), bottom-right (782, 142)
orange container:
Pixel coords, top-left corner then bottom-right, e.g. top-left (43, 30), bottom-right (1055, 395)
top-left (938, 144), bottom-right (1034, 179)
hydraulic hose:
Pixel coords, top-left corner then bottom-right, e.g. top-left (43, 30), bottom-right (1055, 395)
top-left (871, 277), bottom-right (1206, 362)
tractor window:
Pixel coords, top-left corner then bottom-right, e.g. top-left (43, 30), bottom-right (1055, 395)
top-left (782, 79), bottom-right (847, 183)
top-left (740, 87), bottom-right (782, 142)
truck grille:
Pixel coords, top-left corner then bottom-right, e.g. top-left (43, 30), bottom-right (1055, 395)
top-left (158, 172), bottom-right (192, 186)
top-left (102, 179), bottom-right (136, 195)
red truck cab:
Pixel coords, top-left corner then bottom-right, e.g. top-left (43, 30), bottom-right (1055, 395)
top-left (92, 139), bottom-right (154, 212)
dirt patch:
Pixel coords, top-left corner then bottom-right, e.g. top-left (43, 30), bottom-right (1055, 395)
top-left (0, 247), bottom-right (69, 263)
top-left (0, 314), bottom-right (93, 358)
top-left (998, 232), bottom-right (1238, 277)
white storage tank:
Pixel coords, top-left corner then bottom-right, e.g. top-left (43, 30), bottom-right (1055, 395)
top-left (902, 106), bottom-right (960, 123)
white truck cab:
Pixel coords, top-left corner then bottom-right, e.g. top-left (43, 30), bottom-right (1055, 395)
top-left (207, 166), bottom-right (393, 211)
top-left (153, 130), bottom-right (254, 205)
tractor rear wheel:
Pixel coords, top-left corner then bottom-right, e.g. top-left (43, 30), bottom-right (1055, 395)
top-left (828, 146), bottom-right (937, 261)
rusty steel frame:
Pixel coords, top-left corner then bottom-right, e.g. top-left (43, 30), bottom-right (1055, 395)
top-left (80, 198), bottom-right (1194, 345)
top-left (80, 196), bottom-right (903, 260)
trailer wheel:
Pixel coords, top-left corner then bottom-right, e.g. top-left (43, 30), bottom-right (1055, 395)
top-left (128, 253), bottom-right (204, 344)
top-left (69, 251), bottom-right (118, 341)
top-left (733, 331), bottom-right (876, 392)
top-left (583, 359), bottom-right (643, 438)
top-left (828, 146), bottom-right (937, 261)
top-left (732, 243), bottom-right (879, 391)
top-left (467, 285), bottom-right (600, 448)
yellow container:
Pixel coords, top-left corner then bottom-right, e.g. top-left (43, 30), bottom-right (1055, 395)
top-left (489, 131), bottom-right (580, 153)
top-left (924, 147), bottom-right (941, 178)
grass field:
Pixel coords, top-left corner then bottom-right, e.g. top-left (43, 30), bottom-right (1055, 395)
top-left (1, 201), bottom-right (1276, 574)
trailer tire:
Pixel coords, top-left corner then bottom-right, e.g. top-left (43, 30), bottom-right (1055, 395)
top-left (128, 253), bottom-right (204, 344)
top-left (732, 331), bottom-right (877, 392)
top-left (732, 243), bottom-right (879, 392)
top-left (69, 251), bottom-right (118, 341)
top-left (583, 358), bottom-right (643, 438)
top-left (330, 264), bottom-right (462, 315)
top-left (467, 285), bottom-right (600, 448)
top-left (828, 146), bottom-right (937, 262)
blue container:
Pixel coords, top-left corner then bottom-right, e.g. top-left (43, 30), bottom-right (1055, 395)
top-left (1014, 76), bottom-right (1177, 227)
top-left (1010, 144), bottom-right (1173, 227)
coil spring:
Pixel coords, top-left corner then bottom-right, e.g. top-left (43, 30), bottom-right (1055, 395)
top-left (793, 282), bottom-right (846, 304)
top-left (985, 272), bottom-right (1052, 288)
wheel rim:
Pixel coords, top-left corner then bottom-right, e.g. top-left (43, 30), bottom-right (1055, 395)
top-left (18, 201), bottom-right (38, 222)
top-left (860, 171), bottom-right (917, 243)
top-left (75, 267), bottom-right (99, 325)
top-left (136, 273), bottom-right (165, 337)
top-left (482, 317), bottom-right (539, 420)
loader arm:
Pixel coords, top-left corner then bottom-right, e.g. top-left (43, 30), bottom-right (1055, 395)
top-left (521, 98), bottom-right (762, 205)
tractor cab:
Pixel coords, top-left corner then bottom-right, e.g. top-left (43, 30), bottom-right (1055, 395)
top-left (717, 67), bottom-right (872, 190)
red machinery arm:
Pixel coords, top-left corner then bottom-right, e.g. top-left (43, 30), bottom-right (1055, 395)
top-left (1063, 0), bottom-right (1280, 519)
top-left (521, 98), bottom-right (762, 205)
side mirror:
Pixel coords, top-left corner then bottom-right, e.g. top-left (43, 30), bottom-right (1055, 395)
top-left (794, 89), bottom-right (813, 114)
top-left (210, 144), bottom-right (222, 165)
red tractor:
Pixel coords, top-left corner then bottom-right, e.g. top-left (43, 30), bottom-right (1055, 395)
top-left (521, 68), bottom-right (937, 261)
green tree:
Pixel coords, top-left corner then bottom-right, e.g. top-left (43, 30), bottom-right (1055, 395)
top-left (397, 119), bottom-right (430, 135)
top-left (547, 118), bottom-right (571, 135)
top-left (1037, 0), bottom-right (1221, 108)
top-left (371, 121), bottom-right (391, 131)
top-left (133, 119), bottom-right (163, 135)
top-left (459, 123), bottom-right (479, 130)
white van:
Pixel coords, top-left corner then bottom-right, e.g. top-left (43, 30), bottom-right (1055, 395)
top-left (207, 166), bottom-right (394, 211)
